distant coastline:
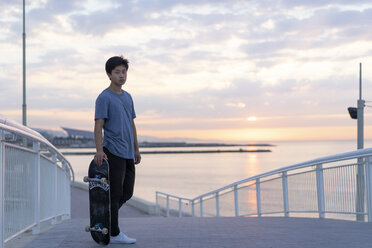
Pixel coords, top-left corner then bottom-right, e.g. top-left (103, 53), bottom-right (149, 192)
top-left (63, 149), bottom-right (271, 155)
top-left (138, 142), bottom-right (274, 148)
top-left (62, 142), bottom-right (273, 155)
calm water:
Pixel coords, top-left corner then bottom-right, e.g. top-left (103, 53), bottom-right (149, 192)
top-left (63, 140), bottom-right (372, 203)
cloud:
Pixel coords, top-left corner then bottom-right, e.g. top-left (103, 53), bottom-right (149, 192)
top-left (1, 0), bottom-right (372, 141)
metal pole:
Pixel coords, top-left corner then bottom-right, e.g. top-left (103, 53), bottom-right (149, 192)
top-left (178, 198), bottom-right (182, 217)
top-left (216, 192), bottom-right (220, 217)
top-left (356, 63), bottom-right (365, 221)
top-left (32, 142), bottom-right (40, 234)
top-left (357, 63), bottom-right (364, 150)
top-left (22, 0), bottom-right (27, 126)
top-left (282, 172), bottom-right (289, 217)
top-left (316, 164), bottom-right (325, 219)
top-left (52, 154), bottom-right (57, 224)
top-left (155, 192), bottom-right (159, 216)
top-left (166, 195), bottom-right (169, 217)
top-left (0, 131), bottom-right (4, 248)
top-left (234, 185), bottom-right (239, 216)
top-left (256, 179), bottom-right (261, 217)
top-left (366, 157), bottom-right (372, 222)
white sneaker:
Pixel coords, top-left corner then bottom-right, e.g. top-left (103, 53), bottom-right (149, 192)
top-left (111, 232), bottom-right (136, 244)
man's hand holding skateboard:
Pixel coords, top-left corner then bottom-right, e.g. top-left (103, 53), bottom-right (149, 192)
top-left (94, 150), bottom-right (107, 166)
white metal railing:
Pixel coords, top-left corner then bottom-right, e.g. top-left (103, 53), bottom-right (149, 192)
top-left (0, 114), bottom-right (74, 248)
top-left (156, 148), bottom-right (372, 222)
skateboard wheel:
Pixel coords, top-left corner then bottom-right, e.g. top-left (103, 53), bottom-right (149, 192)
top-left (85, 226), bottom-right (91, 232)
top-left (83, 176), bottom-right (89, 182)
top-left (100, 178), bottom-right (107, 184)
top-left (102, 228), bottom-right (108, 235)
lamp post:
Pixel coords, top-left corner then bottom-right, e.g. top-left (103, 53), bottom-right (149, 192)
top-left (357, 63), bottom-right (365, 221)
top-left (347, 63), bottom-right (365, 221)
top-left (357, 63), bottom-right (364, 150)
top-left (22, 0), bottom-right (27, 126)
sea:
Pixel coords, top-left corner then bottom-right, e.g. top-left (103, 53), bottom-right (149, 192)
top-left (63, 140), bottom-right (372, 203)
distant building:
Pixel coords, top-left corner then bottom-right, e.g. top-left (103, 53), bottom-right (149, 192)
top-left (34, 127), bottom-right (95, 148)
top-left (62, 127), bottom-right (94, 139)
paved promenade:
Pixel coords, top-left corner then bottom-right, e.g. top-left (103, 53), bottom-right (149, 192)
top-left (5, 186), bottom-right (372, 248)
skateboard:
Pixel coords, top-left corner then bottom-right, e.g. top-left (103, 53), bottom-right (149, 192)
top-left (84, 159), bottom-right (111, 245)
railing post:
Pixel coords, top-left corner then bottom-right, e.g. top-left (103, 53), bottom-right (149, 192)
top-left (0, 131), bottom-right (4, 248)
top-left (178, 198), bottom-right (182, 217)
top-left (52, 153), bottom-right (57, 224)
top-left (356, 158), bottom-right (365, 221)
top-left (62, 161), bottom-right (70, 220)
top-left (282, 172), bottom-right (289, 217)
top-left (155, 192), bottom-right (160, 216)
top-left (234, 185), bottom-right (239, 216)
top-left (166, 195), bottom-right (170, 217)
top-left (256, 179), bottom-right (261, 217)
top-left (200, 197), bottom-right (203, 217)
top-left (32, 141), bottom-right (40, 234)
top-left (366, 157), bottom-right (372, 222)
top-left (316, 164), bottom-right (325, 219)
top-left (216, 192), bottom-right (220, 217)
top-left (191, 200), bottom-right (195, 217)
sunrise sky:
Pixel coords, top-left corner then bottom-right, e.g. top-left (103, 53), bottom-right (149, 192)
top-left (1, 0), bottom-right (372, 142)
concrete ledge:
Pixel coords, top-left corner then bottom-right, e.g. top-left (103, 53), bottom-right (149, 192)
top-left (126, 197), bottom-right (157, 216)
top-left (71, 181), bottom-right (89, 191)
top-left (71, 181), bottom-right (156, 216)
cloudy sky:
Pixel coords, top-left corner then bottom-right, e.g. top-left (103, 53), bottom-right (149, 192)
top-left (1, 0), bottom-right (372, 142)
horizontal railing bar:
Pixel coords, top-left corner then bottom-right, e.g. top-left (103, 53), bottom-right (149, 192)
top-left (322, 162), bottom-right (359, 171)
top-left (40, 154), bottom-right (54, 164)
top-left (216, 189), bottom-right (234, 197)
top-left (324, 211), bottom-right (367, 215)
top-left (259, 175), bottom-right (283, 184)
top-left (259, 211), bottom-right (285, 215)
top-left (289, 211), bottom-right (319, 213)
top-left (4, 223), bottom-right (37, 243)
top-left (237, 182), bottom-right (257, 188)
top-left (156, 191), bottom-right (192, 201)
top-left (287, 169), bottom-right (316, 177)
top-left (40, 213), bottom-right (67, 223)
top-left (241, 214), bottom-right (260, 217)
top-left (3, 143), bottom-right (35, 154)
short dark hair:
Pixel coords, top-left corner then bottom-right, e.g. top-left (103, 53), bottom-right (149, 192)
top-left (105, 56), bottom-right (129, 74)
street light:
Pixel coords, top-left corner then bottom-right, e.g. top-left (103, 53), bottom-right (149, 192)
top-left (348, 63), bottom-right (365, 221)
top-left (348, 63), bottom-right (365, 149)
top-left (348, 107), bottom-right (357, 119)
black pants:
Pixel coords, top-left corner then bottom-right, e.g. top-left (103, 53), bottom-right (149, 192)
top-left (103, 147), bottom-right (135, 237)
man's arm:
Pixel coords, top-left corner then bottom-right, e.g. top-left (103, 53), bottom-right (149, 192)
top-left (132, 119), bottom-right (141, 164)
top-left (94, 119), bottom-right (107, 165)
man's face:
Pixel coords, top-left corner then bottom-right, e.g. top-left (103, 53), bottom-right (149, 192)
top-left (108, 65), bottom-right (127, 86)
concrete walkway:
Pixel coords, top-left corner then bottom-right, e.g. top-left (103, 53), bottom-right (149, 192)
top-left (5, 186), bottom-right (372, 248)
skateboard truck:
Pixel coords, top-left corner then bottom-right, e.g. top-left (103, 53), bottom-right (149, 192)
top-left (84, 176), bottom-right (108, 184)
top-left (85, 223), bottom-right (109, 235)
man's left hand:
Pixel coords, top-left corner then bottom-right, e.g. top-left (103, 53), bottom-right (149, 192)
top-left (134, 151), bottom-right (141, 165)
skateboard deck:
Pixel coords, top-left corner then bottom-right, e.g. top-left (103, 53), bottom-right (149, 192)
top-left (84, 159), bottom-right (111, 245)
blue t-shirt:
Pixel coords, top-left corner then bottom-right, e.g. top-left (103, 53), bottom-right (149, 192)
top-left (95, 88), bottom-right (136, 159)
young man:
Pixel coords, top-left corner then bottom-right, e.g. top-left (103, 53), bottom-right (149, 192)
top-left (94, 56), bottom-right (141, 244)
